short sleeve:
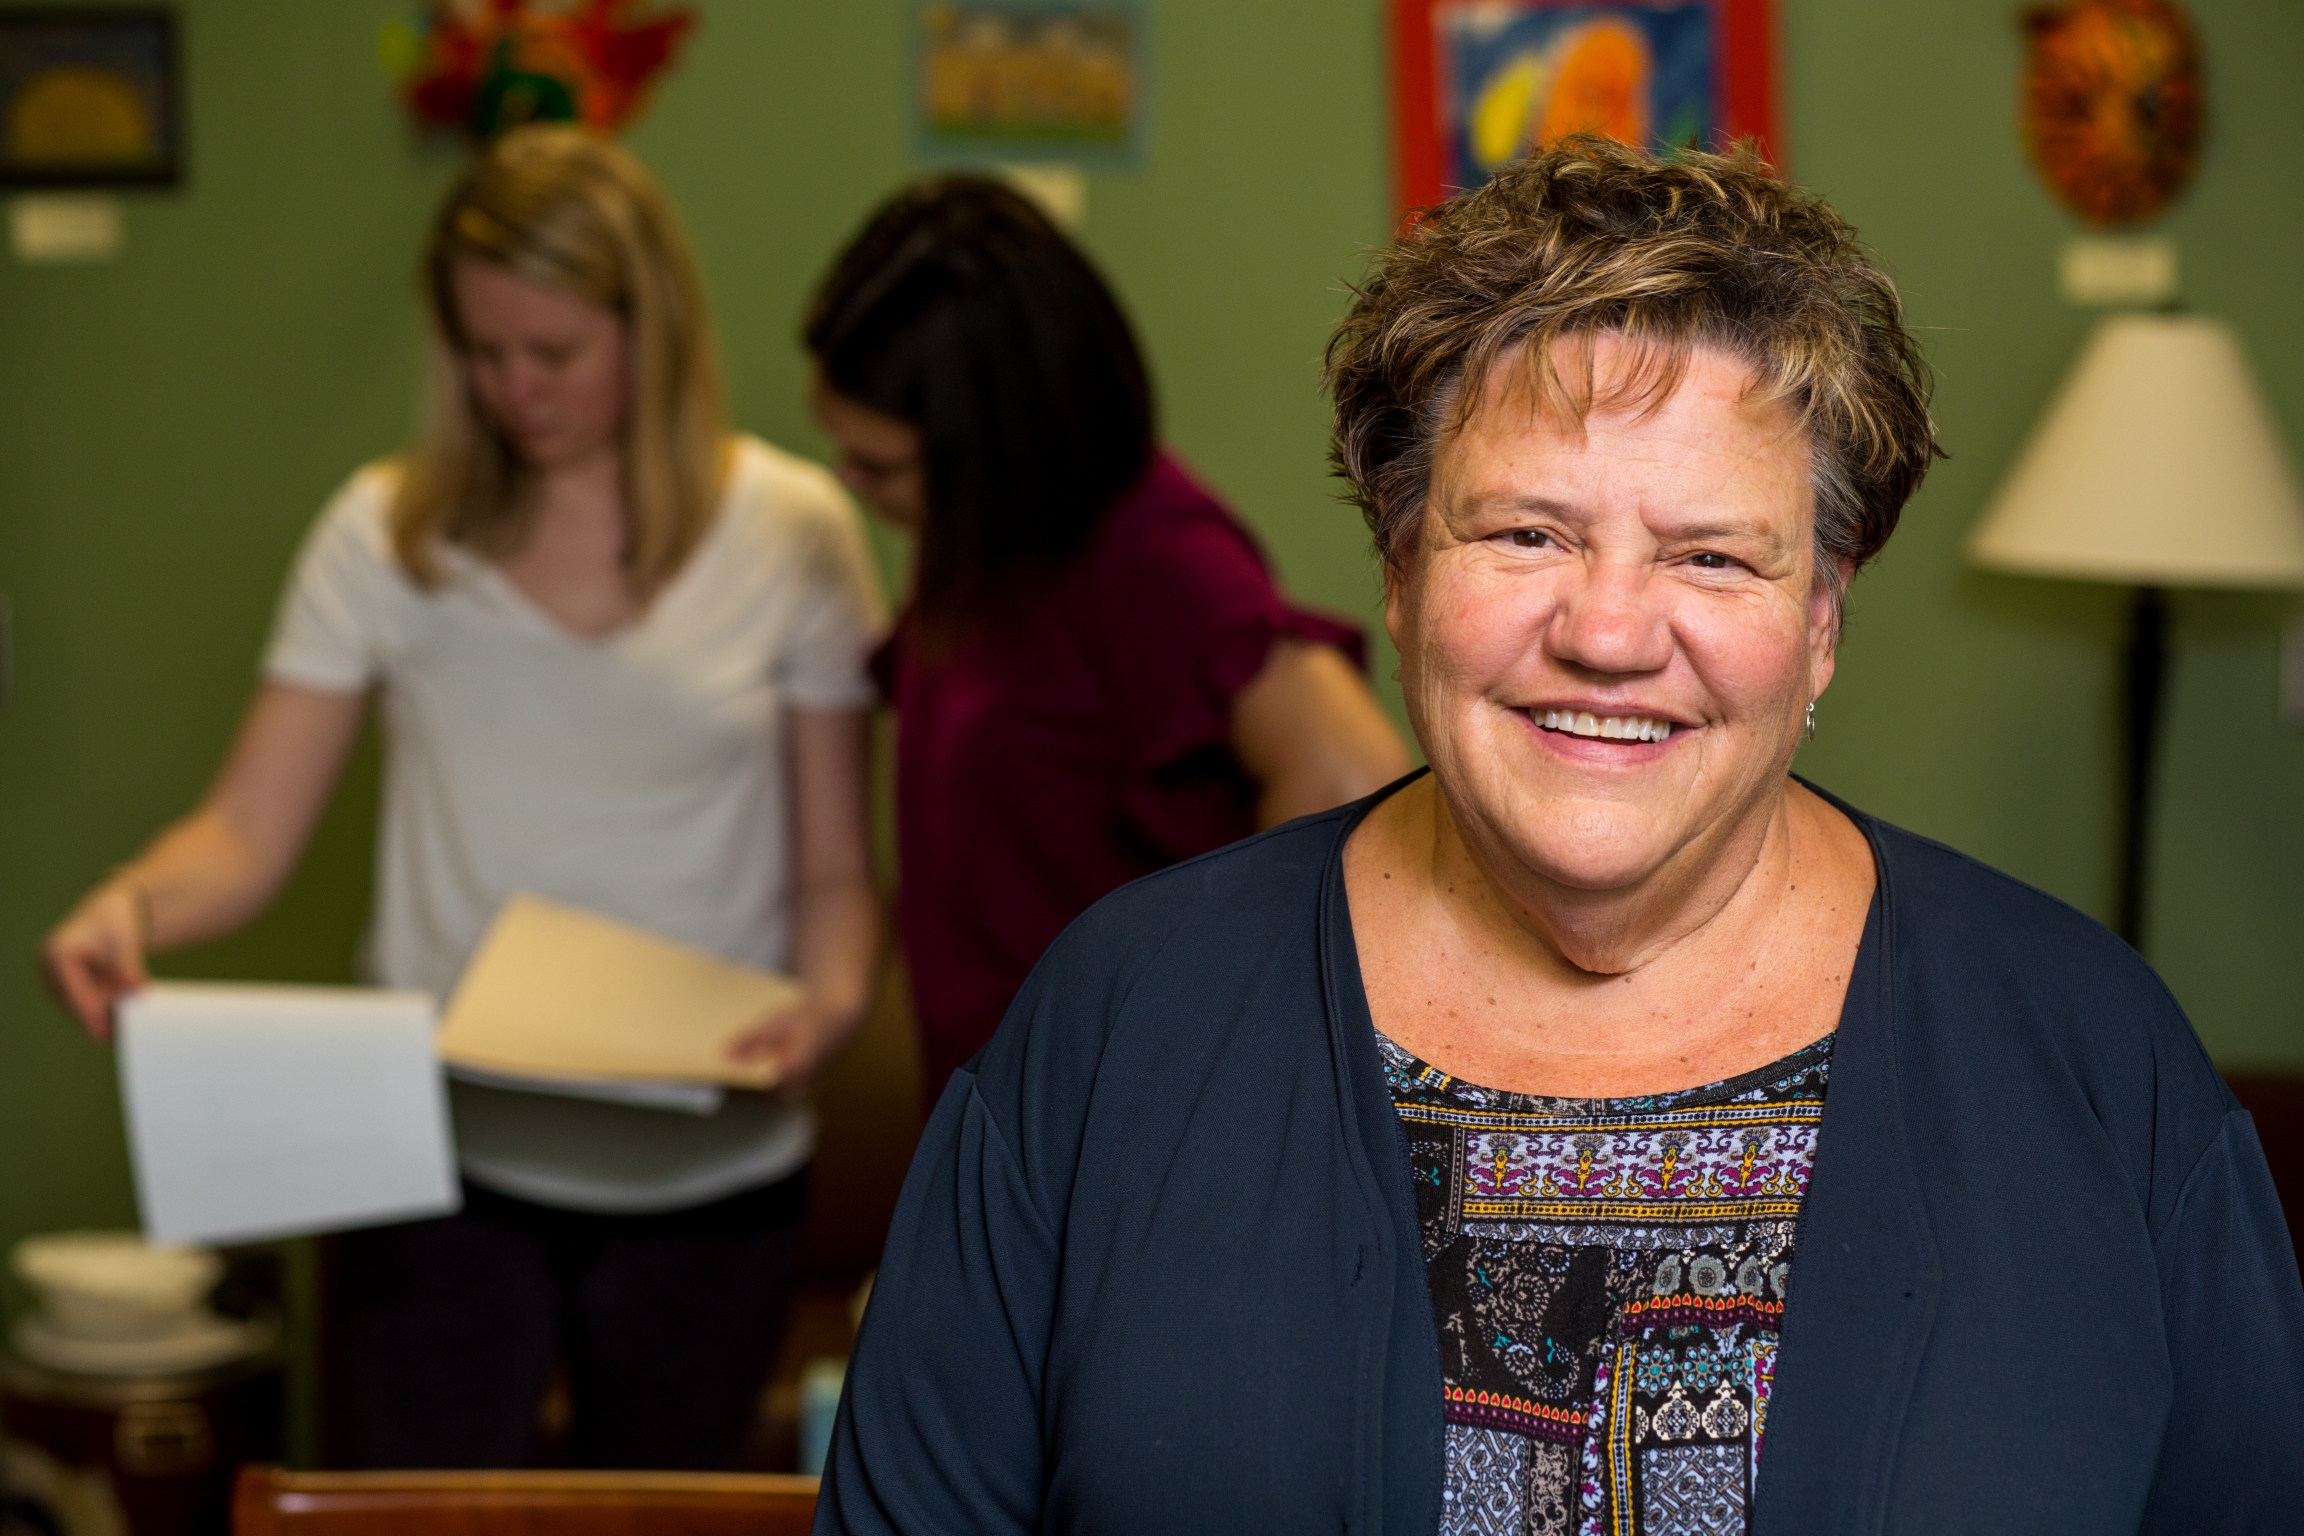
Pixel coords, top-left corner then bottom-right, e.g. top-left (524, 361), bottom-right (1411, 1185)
top-left (765, 464), bottom-right (888, 711)
top-left (261, 466), bottom-right (403, 693)
top-left (1090, 457), bottom-right (1365, 779)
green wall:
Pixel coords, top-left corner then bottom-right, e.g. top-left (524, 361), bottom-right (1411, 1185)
top-left (4, 0), bottom-right (2302, 1302)
top-left (1781, 0), bottom-right (2304, 1065)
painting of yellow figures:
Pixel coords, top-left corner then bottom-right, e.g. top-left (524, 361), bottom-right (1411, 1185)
top-left (913, 1), bottom-right (1140, 167)
top-left (1392, 0), bottom-right (1778, 210)
top-left (0, 9), bottom-right (180, 188)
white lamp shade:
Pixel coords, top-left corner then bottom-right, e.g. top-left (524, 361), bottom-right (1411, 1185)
top-left (1967, 314), bottom-right (2304, 588)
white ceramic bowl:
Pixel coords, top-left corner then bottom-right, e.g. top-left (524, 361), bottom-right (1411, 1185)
top-left (12, 1231), bottom-right (222, 1343)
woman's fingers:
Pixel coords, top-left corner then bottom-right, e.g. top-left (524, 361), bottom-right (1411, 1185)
top-left (40, 889), bottom-right (148, 1042)
top-left (727, 1003), bottom-right (807, 1063)
top-left (725, 1019), bottom-right (786, 1060)
top-left (41, 941), bottom-right (121, 1041)
top-left (726, 999), bottom-right (842, 1081)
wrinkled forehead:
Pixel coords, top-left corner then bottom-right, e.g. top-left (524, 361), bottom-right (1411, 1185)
top-left (1439, 336), bottom-right (1812, 500)
top-left (1453, 331), bottom-right (1802, 448)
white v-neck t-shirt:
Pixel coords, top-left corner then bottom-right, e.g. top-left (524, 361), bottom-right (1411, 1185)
top-left (263, 435), bottom-right (886, 1213)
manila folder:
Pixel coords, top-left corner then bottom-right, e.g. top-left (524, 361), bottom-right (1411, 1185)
top-left (436, 896), bottom-right (801, 1089)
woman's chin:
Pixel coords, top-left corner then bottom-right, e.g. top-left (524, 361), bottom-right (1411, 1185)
top-left (506, 429), bottom-right (614, 472)
top-left (1439, 775), bottom-right (1698, 897)
top-left (1504, 832), bottom-right (1678, 896)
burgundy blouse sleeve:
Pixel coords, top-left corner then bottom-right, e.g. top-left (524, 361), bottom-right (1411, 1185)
top-left (1088, 454), bottom-right (1367, 859)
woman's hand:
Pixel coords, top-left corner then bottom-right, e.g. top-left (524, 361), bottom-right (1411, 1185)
top-left (725, 994), bottom-right (867, 1085)
top-left (41, 880), bottom-right (150, 1042)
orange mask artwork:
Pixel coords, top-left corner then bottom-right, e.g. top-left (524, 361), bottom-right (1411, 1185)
top-left (2021, 0), bottom-right (2204, 227)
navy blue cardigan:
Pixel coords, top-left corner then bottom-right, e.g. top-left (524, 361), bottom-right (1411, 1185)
top-left (819, 786), bottom-right (2304, 1534)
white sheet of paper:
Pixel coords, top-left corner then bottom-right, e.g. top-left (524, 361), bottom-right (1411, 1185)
top-left (117, 982), bottom-right (460, 1247)
top-left (435, 896), bottom-right (803, 1090)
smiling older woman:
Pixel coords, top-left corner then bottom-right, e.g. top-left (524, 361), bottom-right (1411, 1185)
top-left (814, 140), bottom-right (2304, 1536)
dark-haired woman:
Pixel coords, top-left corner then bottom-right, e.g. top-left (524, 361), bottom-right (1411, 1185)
top-left (805, 177), bottom-right (1410, 1100)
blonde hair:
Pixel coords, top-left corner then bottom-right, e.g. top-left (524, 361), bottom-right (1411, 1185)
top-left (392, 125), bottom-right (725, 602)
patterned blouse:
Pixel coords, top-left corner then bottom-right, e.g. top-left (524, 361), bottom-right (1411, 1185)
top-left (1379, 1032), bottom-right (1833, 1536)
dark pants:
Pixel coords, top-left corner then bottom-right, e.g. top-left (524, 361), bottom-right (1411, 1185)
top-left (329, 1171), bottom-right (805, 1470)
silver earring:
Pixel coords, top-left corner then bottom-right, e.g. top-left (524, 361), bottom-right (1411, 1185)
top-left (1803, 700), bottom-right (1817, 742)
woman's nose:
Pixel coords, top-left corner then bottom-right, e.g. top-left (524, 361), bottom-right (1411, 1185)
top-left (500, 359), bottom-right (547, 408)
top-left (1544, 562), bottom-right (1673, 676)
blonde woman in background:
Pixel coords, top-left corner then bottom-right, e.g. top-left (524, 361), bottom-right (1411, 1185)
top-left (40, 127), bottom-right (885, 1469)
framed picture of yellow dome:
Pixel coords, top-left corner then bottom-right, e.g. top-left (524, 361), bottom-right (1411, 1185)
top-left (0, 9), bottom-right (181, 189)
top-left (1390, 0), bottom-right (1778, 213)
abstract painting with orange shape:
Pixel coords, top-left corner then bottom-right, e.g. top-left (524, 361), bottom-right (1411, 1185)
top-left (1391, 0), bottom-right (1777, 214)
top-left (2021, 0), bottom-right (2201, 227)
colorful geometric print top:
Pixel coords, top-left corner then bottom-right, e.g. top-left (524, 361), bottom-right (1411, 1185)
top-left (1378, 1031), bottom-right (1833, 1536)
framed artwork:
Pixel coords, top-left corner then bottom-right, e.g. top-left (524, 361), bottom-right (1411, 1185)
top-left (1389, 0), bottom-right (1778, 212)
top-left (911, 0), bottom-right (1143, 168)
top-left (0, 8), bottom-right (180, 189)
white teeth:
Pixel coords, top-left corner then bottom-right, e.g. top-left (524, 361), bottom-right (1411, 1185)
top-left (1538, 709), bottom-right (1674, 742)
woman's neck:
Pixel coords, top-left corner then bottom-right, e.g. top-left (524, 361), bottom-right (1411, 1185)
top-left (1435, 773), bottom-right (1792, 980)
top-left (498, 447), bottom-right (639, 639)
top-left (1345, 773), bottom-right (1875, 1097)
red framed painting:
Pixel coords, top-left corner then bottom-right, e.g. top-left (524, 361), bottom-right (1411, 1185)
top-left (1390, 0), bottom-right (1781, 213)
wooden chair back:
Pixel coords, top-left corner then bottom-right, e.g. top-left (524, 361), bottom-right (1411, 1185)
top-left (232, 1466), bottom-right (818, 1536)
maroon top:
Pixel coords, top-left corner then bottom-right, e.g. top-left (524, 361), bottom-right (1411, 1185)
top-left (874, 450), bottom-right (1365, 1100)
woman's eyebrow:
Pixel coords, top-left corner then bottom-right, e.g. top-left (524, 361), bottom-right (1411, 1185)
top-left (1659, 519), bottom-right (1775, 544)
top-left (1456, 491), bottom-right (1576, 518)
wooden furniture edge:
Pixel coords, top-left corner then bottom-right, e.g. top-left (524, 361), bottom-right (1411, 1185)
top-left (234, 1465), bottom-right (820, 1529)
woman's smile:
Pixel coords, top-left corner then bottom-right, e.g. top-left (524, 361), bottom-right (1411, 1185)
top-left (1531, 708), bottom-right (1676, 742)
top-left (1518, 703), bottom-right (1684, 769)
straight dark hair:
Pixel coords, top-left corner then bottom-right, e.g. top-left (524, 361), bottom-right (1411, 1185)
top-left (803, 176), bottom-right (1154, 633)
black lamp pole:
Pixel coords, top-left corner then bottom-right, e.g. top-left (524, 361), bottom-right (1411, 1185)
top-left (2116, 585), bottom-right (2170, 949)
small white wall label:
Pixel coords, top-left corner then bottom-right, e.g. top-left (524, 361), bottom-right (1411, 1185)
top-left (9, 194), bottom-right (123, 263)
top-left (2059, 236), bottom-right (2178, 308)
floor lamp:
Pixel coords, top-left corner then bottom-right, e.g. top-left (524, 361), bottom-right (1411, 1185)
top-left (1967, 313), bottom-right (2304, 949)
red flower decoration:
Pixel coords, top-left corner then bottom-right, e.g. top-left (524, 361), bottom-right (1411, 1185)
top-left (400, 0), bottom-right (696, 140)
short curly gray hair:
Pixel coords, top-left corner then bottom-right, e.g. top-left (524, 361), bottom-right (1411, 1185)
top-left (1325, 136), bottom-right (1941, 601)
